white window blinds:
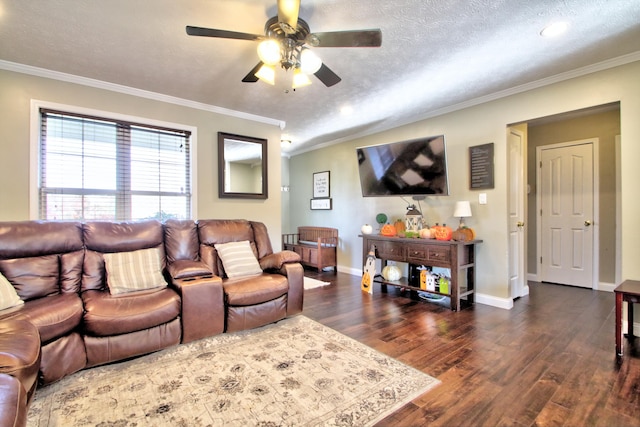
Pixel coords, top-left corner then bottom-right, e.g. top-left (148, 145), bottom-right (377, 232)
top-left (39, 109), bottom-right (191, 221)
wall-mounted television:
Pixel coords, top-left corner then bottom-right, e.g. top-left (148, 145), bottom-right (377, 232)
top-left (356, 135), bottom-right (449, 197)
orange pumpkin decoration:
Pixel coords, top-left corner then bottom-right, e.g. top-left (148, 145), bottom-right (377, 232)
top-left (394, 219), bottom-right (406, 236)
top-left (380, 223), bottom-right (397, 237)
top-left (453, 227), bottom-right (476, 242)
top-left (434, 224), bottom-right (453, 241)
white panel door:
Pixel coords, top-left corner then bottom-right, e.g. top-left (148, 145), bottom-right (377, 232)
top-left (540, 142), bottom-right (594, 288)
top-left (507, 128), bottom-right (527, 298)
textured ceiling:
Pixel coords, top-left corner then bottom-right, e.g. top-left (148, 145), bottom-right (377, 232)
top-left (1, 0), bottom-right (639, 155)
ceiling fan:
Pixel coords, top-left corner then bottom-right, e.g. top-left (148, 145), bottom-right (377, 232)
top-left (186, 0), bottom-right (382, 88)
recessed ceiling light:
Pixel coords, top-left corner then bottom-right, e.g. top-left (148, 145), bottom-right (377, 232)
top-left (540, 22), bottom-right (568, 37)
top-left (340, 105), bottom-right (353, 115)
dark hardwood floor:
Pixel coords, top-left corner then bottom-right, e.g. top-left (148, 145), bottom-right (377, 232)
top-left (302, 270), bottom-right (640, 427)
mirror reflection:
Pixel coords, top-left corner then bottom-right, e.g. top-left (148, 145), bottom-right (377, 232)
top-left (218, 132), bottom-right (268, 199)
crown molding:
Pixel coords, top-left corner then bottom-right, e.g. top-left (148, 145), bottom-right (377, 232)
top-left (0, 60), bottom-right (286, 129)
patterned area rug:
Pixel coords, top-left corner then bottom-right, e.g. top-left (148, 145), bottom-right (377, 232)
top-left (28, 316), bottom-right (440, 426)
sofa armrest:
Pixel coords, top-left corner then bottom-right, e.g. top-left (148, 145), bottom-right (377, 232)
top-left (259, 250), bottom-right (301, 271)
top-left (0, 374), bottom-right (27, 427)
top-left (167, 259), bottom-right (212, 280)
top-left (279, 262), bottom-right (304, 316)
top-left (172, 275), bottom-right (224, 343)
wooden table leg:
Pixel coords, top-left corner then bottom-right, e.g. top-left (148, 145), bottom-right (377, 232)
top-left (616, 292), bottom-right (623, 360)
top-left (628, 300), bottom-right (635, 341)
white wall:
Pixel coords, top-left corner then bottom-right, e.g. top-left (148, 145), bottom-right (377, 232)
top-left (287, 60), bottom-right (640, 308)
top-left (0, 69), bottom-right (284, 249)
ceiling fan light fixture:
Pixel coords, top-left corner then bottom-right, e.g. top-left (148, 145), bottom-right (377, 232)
top-left (255, 64), bottom-right (276, 85)
top-left (299, 48), bottom-right (322, 74)
top-left (292, 68), bottom-right (312, 88)
top-left (257, 39), bottom-right (281, 65)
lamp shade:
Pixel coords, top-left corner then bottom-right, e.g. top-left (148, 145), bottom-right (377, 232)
top-left (292, 68), bottom-right (312, 88)
top-left (254, 64), bottom-right (276, 85)
top-left (453, 201), bottom-right (472, 218)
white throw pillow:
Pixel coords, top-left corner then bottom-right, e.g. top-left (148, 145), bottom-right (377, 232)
top-left (0, 271), bottom-right (24, 310)
top-left (103, 247), bottom-right (167, 295)
top-left (214, 240), bottom-right (263, 278)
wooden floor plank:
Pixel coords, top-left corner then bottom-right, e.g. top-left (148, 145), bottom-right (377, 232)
top-left (302, 271), bottom-right (640, 426)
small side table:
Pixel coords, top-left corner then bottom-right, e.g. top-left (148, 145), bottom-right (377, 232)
top-left (614, 280), bottom-right (640, 361)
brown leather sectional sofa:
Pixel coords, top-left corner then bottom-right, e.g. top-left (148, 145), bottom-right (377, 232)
top-left (0, 218), bottom-right (303, 427)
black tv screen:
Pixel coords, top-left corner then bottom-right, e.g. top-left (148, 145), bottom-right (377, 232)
top-left (356, 135), bottom-right (449, 197)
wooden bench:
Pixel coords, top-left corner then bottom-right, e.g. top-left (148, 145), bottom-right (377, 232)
top-left (282, 226), bottom-right (338, 273)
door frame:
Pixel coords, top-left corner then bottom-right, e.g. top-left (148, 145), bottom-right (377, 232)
top-left (535, 138), bottom-right (600, 289)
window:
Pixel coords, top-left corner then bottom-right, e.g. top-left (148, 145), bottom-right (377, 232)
top-left (39, 109), bottom-right (191, 221)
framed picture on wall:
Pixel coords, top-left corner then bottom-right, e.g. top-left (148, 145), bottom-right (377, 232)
top-left (313, 171), bottom-right (330, 198)
top-left (310, 198), bottom-right (332, 210)
top-left (469, 143), bottom-right (495, 189)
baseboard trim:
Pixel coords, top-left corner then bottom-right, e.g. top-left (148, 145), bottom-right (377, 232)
top-left (597, 282), bottom-right (616, 292)
top-left (526, 277), bottom-right (616, 293)
top-left (340, 266), bottom-right (362, 276)
top-left (475, 293), bottom-right (513, 310)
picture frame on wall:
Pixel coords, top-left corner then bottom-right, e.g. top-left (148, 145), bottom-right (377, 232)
top-left (310, 198), bottom-right (332, 210)
top-left (469, 143), bottom-right (495, 189)
top-left (313, 171), bottom-right (330, 198)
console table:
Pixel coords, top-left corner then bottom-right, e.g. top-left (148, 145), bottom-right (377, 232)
top-left (614, 280), bottom-right (640, 361)
top-left (360, 234), bottom-right (481, 311)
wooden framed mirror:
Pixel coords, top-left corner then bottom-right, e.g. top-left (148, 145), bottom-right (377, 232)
top-left (218, 132), bottom-right (268, 199)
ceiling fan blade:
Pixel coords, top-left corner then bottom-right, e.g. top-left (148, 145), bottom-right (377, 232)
top-left (186, 26), bottom-right (262, 41)
top-left (242, 62), bottom-right (264, 83)
top-left (277, 0), bottom-right (300, 34)
top-left (309, 29), bottom-right (382, 47)
top-left (314, 63), bottom-right (341, 87)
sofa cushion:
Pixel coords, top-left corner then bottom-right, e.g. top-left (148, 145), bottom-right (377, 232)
top-left (164, 219), bottom-right (200, 263)
top-left (82, 288), bottom-right (181, 337)
top-left (103, 247), bottom-right (167, 295)
top-left (223, 273), bottom-right (289, 306)
top-left (0, 221), bottom-right (84, 297)
top-left (82, 220), bottom-right (165, 292)
top-left (214, 240), bottom-right (262, 278)
top-left (0, 255), bottom-right (59, 301)
top-left (0, 272), bottom-right (22, 311)
top-left (0, 293), bottom-right (83, 343)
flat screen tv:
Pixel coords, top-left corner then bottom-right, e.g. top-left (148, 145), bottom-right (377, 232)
top-left (356, 135), bottom-right (449, 197)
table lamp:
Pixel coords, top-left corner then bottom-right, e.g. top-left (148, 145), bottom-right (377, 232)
top-left (453, 201), bottom-right (472, 228)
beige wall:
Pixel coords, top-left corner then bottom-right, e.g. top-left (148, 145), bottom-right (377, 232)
top-left (287, 61), bottom-right (640, 307)
top-left (0, 69), bottom-right (284, 249)
top-left (526, 108), bottom-right (620, 283)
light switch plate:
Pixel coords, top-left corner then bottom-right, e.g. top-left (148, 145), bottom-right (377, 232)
top-left (479, 193), bottom-right (487, 204)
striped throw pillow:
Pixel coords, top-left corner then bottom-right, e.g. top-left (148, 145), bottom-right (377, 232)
top-left (214, 240), bottom-right (263, 278)
top-left (0, 271), bottom-right (23, 310)
top-left (103, 247), bottom-right (167, 295)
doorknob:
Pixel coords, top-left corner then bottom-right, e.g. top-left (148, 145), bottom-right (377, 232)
top-left (584, 220), bottom-right (592, 227)
top-left (517, 221), bottom-right (525, 228)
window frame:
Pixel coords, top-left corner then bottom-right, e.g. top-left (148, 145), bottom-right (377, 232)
top-left (30, 100), bottom-right (198, 220)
